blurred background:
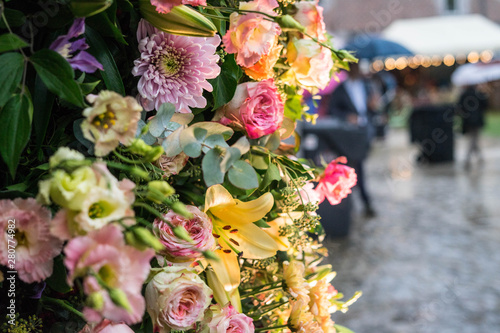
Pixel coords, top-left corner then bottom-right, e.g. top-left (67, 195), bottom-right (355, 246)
top-left (302, 1), bottom-right (500, 332)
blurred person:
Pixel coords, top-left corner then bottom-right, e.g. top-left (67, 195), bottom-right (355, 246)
top-left (327, 63), bottom-right (377, 217)
top-left (457, 84), bottom-right (489, 169)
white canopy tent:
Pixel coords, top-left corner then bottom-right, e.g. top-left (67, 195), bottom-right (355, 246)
top-left (382, 14), bottom-right (500, 57)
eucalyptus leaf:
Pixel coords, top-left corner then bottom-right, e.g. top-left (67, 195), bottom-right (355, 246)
top-left (163, 126), bottom-right (185, 157)
top-left (220, 147), bottom-right (241, 173)
top-left (0, 52), bottom-right (24, 108)
top-left (265, 131), bottom-right (281, 151)
top-left (0, 33), bottom-right (28, 53)
top-left (202, 134), bottom-right (229, 153)
top-left (191, 122), bottom-right (233, 140)
top-left (202, 148), bottom-right (225, 187)
top-left (231, 136), bottom-right (250, 155)
top-left (0, 94), bottom-right (32, 179)
top-left (149, 103), bottom-right (176, 137)
top-left (30, 49), bottom-right (85, 107)
top-left (228, 160), bottom-right (259, 190)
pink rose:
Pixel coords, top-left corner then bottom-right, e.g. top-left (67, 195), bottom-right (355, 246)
top-left (153, 206), bottom-right (215, 262)
top-left (150, 0), bottom-right (207, 14)
top-left (0, 198), bottom-right (63, 284)
top-left (293, 0), bottom-right (327, 41)
top-left (221, 79), bottom-right (284, 139)
top-left (64, 225), bottom-right (154, 325)
top-left (145, 266), bottom-right (213, 332)
top-left (79, 320), bottom-right (134, 333)
top-left (222, 0), bottom-right (281, 67)
top-left (314, 157), bottom-right (357, 205)
top-left (207, 304), bottom-right (255, 333)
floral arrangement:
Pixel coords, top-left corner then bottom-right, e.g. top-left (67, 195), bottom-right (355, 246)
top-left (0, 0), bottom-right (361, 332)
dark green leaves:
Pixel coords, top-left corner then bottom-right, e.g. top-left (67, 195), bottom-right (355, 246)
top-left (85, 26), bottom-right (126, 95)
top-left (209, 54), bottom-right (242, 110)
top-left (0, 94), bottom-right (32, 179)
top-left (0, 52), bottom-right (24, 108)
top-left (30, 49), bottom-right (85, 107)
top-left (0, 33), bottom-right (28, 53)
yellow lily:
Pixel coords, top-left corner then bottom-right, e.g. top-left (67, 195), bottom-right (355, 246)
top-left (204, 185), bottom-right (279, 294)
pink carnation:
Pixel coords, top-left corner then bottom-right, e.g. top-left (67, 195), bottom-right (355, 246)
top-left (221, 79), bottom-right (284, 139)
top-left (79, 320), bottom-right (134, 333)
top-left (314, 157), bottom-right (357, 205)
top-left (207, 304), bottom-right (255, 333)
top-left (0, 198), bottom-right (63, 284)
top-left (222, 0), bottom-right (281, 67)
top-left (132, 20), bottom-right (221, 113)
top-left (293, 0), bottom-right (327, 41)
top-left (64, 224), bottom-right (154, 325)
top-left (153, 205), bottom-right (215, 262)
top-left (150, 0), bottom-right (207, 14)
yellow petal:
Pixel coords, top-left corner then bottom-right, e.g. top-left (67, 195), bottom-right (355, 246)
top-left (205, 184), bottom-right (235, 213)
top-left (211, 193), bottom-right (274, 224)
top-left (206, 269), bottom-right (242, 312)
top-left (207, 249), bottom-right (240, 292)
top-left (223, 221), bottom-right (280, 259)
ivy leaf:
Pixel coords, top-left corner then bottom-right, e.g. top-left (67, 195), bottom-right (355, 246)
top-left (209, 54), bottom-right (242, 110)
top-left (202, 148), bottom-right (225, 187)
top-left (228, 160), bottom-right (259, 190)
top-left (0, 94), bottom-right (32, 179)
top-left (0, 33), bottom-right (28, 53)
top-left (85, 26), bottom-right (125, 95)
top-left (30, 49), bottom-right (85, 107)
top-left (0, 52), bottom-right (24, 108)
top-left (259, 163), bottom-right (281, 190)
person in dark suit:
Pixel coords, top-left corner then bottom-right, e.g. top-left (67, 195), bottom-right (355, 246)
top-left (458, 85), bottom-right (489, 169)
top-left (327, 63), bottom-right (377, 217)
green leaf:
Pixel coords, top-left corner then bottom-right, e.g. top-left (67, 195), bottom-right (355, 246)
top-left (46, 256), bottom-right (71, 293)
top-left (220, 147), bottom-right (241, 172)
top-left (209, 54), bottom-right (242, 110)
top-left (202, 148), bottom-right (225, 187)
top-left (231, 136), bottom-right (250, 155)
top-left (85, 26), bottom-right (126, 95)
top-left (259, 163), bottom-right (281, 190)
top-left (333, 325), bottom-right (355, 333)
top-left (0, 33), bottom-right (28, 53)
top-left (0, 94), bottom-right (32, 179)
top-left (0, 52), bottom-right (24, 108)
top-left (149, 103), bottom-right (176, 137)
top-left (202, 134), bottom-right (229, 153)
top-left (87, 11), bottom-right (128, 45)
top-left (191, 122), bottom-right (234, 140)
top-left (0, 9), bottom-right (26, 28)
top-left (79, 80), bottom-right (101, 95)
top-left (228, 160), bottom-right (259, 190)
top-left (265, 131), bottom-right (281, 151)
top-left (284, 94), bottom-right (303, 121)
top-left (33, 75), bottom-right (55, 150)
top-left (30, 49), bottom-right (85, 107)
top-left (253, 218), bottom-right (271, 228)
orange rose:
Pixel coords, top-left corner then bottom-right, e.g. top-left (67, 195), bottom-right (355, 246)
top-left (243, 36), bottom-right (283, 80)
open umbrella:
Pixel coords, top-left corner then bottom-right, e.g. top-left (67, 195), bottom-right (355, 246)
top-left (343, 36), bottom-right (414, 60)
top-left (451, 61), bottom-right (500, 86)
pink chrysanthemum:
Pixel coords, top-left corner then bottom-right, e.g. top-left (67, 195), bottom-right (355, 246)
top-left (132, 20), bottom-right (221, 113)
top-left (0, 198), bottom-right (63, 284)
top-left (150, 0), bottom-right (207, 14)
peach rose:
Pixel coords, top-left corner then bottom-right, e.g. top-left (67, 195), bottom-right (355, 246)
top-left (243, 36), bottom-right (283, 80)
top-left (293, 0), bottom-right (327, 41)
top-left (222, 0), bottom-right (281, 67)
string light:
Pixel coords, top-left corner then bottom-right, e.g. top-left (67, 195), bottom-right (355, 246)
top-left (421, 56), bottom-right (432, 68)
top-left (395, 57), bottom-right (408, 70)
top-left (480, 50), bottom-right (493, 63)
top-left (431, 55), bottom-right (442, 67)
top-left (372, 60), bottom-right (384, 72)
top-left (456, 54), bottom-right (467, 64)
top-left (385, 58), bottom-right (396, 70)
top-left (443, 54), bottom-right (455, 66)
top-left (467, 51), bottom-right (479, 63)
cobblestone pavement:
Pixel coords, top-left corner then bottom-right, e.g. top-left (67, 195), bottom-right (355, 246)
top-left (324, 129), bottom-right (500, 333)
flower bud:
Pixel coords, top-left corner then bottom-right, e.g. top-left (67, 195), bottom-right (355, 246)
top-left (144, 146), bottom-right (164, 162)
top-left (129, 138), bottom-right (151, 156)
top-left (171, 201), bottom-right (193, 218)
top-left (173, 225), bottom-right (193, 243)
top-left (202, 250), bottom-right (220, 262)
top-left (126, 227), bottom-right (165, 252)
top-left (86, 292), bottom-right (104, 311)
top-left (276, 15), bottom-right (306, 32)
top-left (130, 167), bottom-right (150, 180)
top-left (108, 288), bottom-right (132, 312)
top-left (139, 1), bottom-right (217, 37)
top-left (70, 0), bottom-right (113, 17)
top-left (146, 180), bottom-right (175, 203)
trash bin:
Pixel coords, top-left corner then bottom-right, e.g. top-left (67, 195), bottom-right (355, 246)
top-left (300, 118), bottom-right (366, 238)
top-left (409, 104), bottom-right (454, 163)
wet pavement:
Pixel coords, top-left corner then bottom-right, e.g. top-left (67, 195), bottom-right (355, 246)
top-left (324, 128), bottom-right (500, 333)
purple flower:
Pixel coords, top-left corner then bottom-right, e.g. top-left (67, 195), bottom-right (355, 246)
top-left (132, 20), bottom-right (221, 113)
top-left (50, 18), bottom-right (103, 73)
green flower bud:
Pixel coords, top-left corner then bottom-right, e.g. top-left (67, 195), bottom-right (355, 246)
top-left (173, 225), bottom-right (193, 243)
top-left (144, 145), bottom-right (164, 162)
top-left (202, 250), bottom-right (220, 262)
top-left (275, 15), bottom-right (306, 32)
top-left (139, 1), bottom-right (217, 37)
top-left (108, 288), bottom-right (132, 312)
top-left (126, 227), bottom-right (164, 252)
top-left (86, 292), bottom-right (104, 311)
top-left (129, 138), bottom-right (152, 156)
top-left (171, 201), bottom-right (193, 218)
top-left (146, 180), bottom-right (175, 203)
top-left (130, 167), bottom-right (150, 180)
top-left (70, 0), bottom-right (113, 18)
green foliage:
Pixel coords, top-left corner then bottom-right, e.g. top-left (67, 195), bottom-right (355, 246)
top-left (209, 54), bottom-right (243, 110)
top-left (0, 52), bottom-right (24, 108)
top-left (30, 49), bottom-right (86, 107)
top-left (0, 33), bottom-right (28, 53)
top-left (227, 160), bottom-right (259, 189)
top-left (0, 94), bottom-right (32, 179)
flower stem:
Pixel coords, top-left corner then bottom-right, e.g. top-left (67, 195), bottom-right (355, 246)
top-left (255, 325), bottom-right (289, 332)
top-left (241, 284), bottom-right (283, 298)
top-left (42, 297), bottom-right (85, 320)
